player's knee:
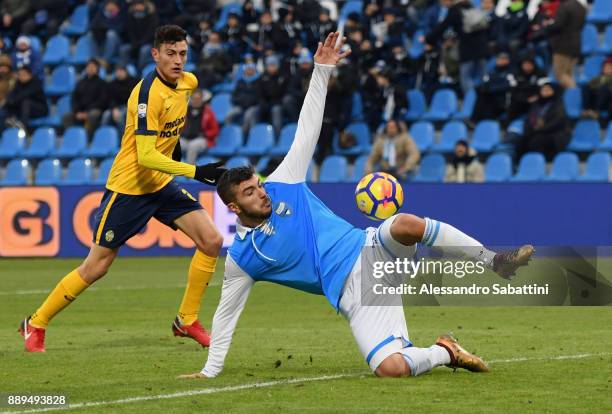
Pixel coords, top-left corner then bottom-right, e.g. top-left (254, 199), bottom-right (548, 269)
top-left (391, 214), bottom-right (425, 244)
top-left (374, 354), bottom-right (410, 378)
top-left (194, 230), bottom-right (223, 256)
top-left (79, 257), bottom-right (112, 283)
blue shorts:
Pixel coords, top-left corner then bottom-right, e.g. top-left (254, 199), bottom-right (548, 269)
top-left (92, 179), bottom-right (203, 248)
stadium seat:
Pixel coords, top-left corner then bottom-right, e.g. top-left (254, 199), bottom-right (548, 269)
top-left (471, 120), bottom-right (500, 153)
top-left (0, 128), bottom-right (26, 159)
top-left (351, 92), bottom-right (364, 121)
top-left (210, 80), bottom-right (236, 94)
top-left (208, 124), bottom-right (243, 157)
top-left (32, 95), bottom-right (72, 128)
top-left (599, 123), bottom-right (612, 151)
top-left (68, 35), bottom-right (93, 66)
top-left (225, 156), bottom-right (250, 169)
top-left (195, 155), bottom-right (220, 165)
top-left (215, 3), bottom-right (243, 31)
top-left (319, 155), bottom-right (348, 183)
top-left (27, 36), bottom-right (42, 53)
top-left (598, 25), bottom-right (612, 54)
top-left (333, 122), bottom-right (371, 155)
top-left (568, 119), bottom-right (601, 151)
top-left (409, 121), bottom-right (434, 152)
top-left (24, 128), bottom-right (57, 159)
top-left (578, 55), bottom-right (605, 84)
top-left (581, 24), bottom-right (599, 55)
top-left (507, 118), bottom-right (524, 135)
top-left (61, 4), bottom-right (89, 36)
top-left (210, 93), bottom-right (233, 123)
top-left (1, 159), bottom-right (30, 185)
top-left (547, 152), bottom-right (579, 181)
top-left (141, 63), bottom-right (156, 77)
top-left (453, 89), bottom-right (476, 120)
top-left (350, 154), bottom-right (369, 182)
top-left (578, 152), bottom-right (610, 181)
top-left (239, 123), bottom-right (274, 156)
top-left (42, 34), bottom-right (70, 66)
top-left (86, 126), bottom-right (119, 158)
top-left (45, 65), bottom-right (76, 96)
top-left (62, 158), bottom-right (93, 185)
top-left (587, 0), bottom-right (612, 24)
top-left (339, 0), bottom-right (363, 22)
top-left (563, 87), bottom-right (582, 119)
top-left (93, 157), bottom-right (115, 185)
top-left (422, 89), bottom-right (458, 121)
top-left (54, 126), bottom-right (87, 158)
top-left (269, 123), bottom-right (297, 156)
top-left (35, 158), bottom-right (62, 185)
top-left (431, 121), bottom-right (467, 152)
top-left (256, 156), bottom-right (270, 173)
top-left (484, 153), bottom-right (512, 182)
top-left (408, 30), bottom-right (425, 59)
top-left (405, 90), bottom-right (426, 121)
top-left (511, 152), bottom-right (546, 181)
top-left (413, 153), bottom-right (445, 182)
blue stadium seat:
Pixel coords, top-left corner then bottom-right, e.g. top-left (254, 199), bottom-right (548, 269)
top-left (350, 154), bottom-right (369, 182)
top-left (453, 89), bottom-right (476, 120)
top-left (587, 0), bottom-right (612, 24)
top-left (408, 30), bottom-right (425, 59)
top-left (413, 153), bottom-right (446, 182)
top-left (579, 55), bottom-right (605, 84)
top-left (32, 95), bottom-right (72, 128)
top-left (1, 159), bottom-right (29, 185)
top-left (511, 152), bottom-right (546, 182)
top-left (24, 128), bottom-right (56, 159)
top-left (45, 65), bottom-right (76, 96)
top-left (239, 123), bottom-right (274, 156)
top-left (578, 152), bottom-right (610, 182)
top-left (141, 63), bottom-right (156, 77)
top-left (42, 34), bottom-right (70, 66)
top-left (484, 153), bottom-right (512, 182)
top-left (422, 89), bottom-right (458, 121)
top-left (547, 152), bottom-right (579, 181)
top-left (581, 24), bottom-right (599, 55)
top-left (68, 35), bottom-right (93, 66)
top-left (471, 120), bottom-right (500, 153)
top-left (28, 36), bottom-right (42, 53)
top-left (269, 123), bottom-right (297, 156)
top-left (62, 4), bottom-right (89, 36)
top-left (405, 90), bottom-right (426, 121)
top-left (319, 155), bottom-right (348, 183)
top-left (563, 87), bottom-right (582, 119)
top-left (333, 122), bottom-right (371, 155)
top-left (215, 3), bottom-right (243, 31)
top-left (35, 158), bottom-right (62, 185)
top-left (208, 124), bottom-right (243, 157)
top-left (62, 158), bottom-right (92, 185)
top-left (196, 155), bottom-right (220, 165)
top-left (409, 121), bottom-right (434, 152)
top-left (599, 123), bottom-right (612, 151)
top-left (0, 128), bottom-right (26, 159)
top-left (507, 118), bottom-right (524, 135)
top-left (568, 119), bottom-right (601, 151)
top-left (255, 156), bottom-right (270, 173)
top-left (598, 25), bottom-right (612, 54)
top-left (210, 93), bottom-right (232, 123)
top-left (225, 156), bottom-right (250, 169)
top-left (431, 121), bottom-right (467, 152)
top-left (54, 127), bottom-right (87, 158)
top-left (351, 92), bottom-right (364, 121)
top-left (93, 158), bottom-right (115, 185)
top-left (86, 126), bottom-right (119, 158)
top-left (210, 80), bottom-right (236, 94)
top-left (339, 1), bottom-right (363, 22)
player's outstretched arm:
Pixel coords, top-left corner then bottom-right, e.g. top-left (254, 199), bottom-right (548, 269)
top-left (267, 31), bottom-right (350, 184)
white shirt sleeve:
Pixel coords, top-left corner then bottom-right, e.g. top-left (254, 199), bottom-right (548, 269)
top-left (266, 63), bottom-right (334, 184)
top-left (201, 254), bottom-right (254, 378)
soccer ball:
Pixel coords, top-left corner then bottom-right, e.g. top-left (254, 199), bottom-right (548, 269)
top-left (355, 172), bottom-right (404, 221)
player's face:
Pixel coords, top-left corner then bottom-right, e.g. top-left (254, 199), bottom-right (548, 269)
top-left (230, 175), bottom-right (272, 222)
top-left (153, 41), bottom-right (188, 83)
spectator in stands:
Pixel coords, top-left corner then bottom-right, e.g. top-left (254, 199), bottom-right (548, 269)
top-left (250, 10), bottom-right (287, 55)
top-left (545, 0), bottom-right (586, 89)
top-left (121, 0), bottom-right (159, 70)
top-left (283, 52), bottom-right (313, 122)
top-left (89, 0), bottom-right (125, 64)
top-left (180, 89), bottom-right (219, 164)
top-left (364, 119), bottom-right (420, 181)
top-left (197, 31), bottom-right (232, 88)
top-left (472, 51), bottom-right (513, 123)
top-left (62, 59), bottom-right (108, 138)
top-left (2, 65), bottom-right (47, 128)
top-left (102, 66), bottom-right (137, 133)
top-left (221, 12), bottom-right (246, 62)
top-left (582, 57), bottom-right (612, 119)
top-left (0, 55), bottom-right (14, 107)
top-left (276, 6), bottom-right (301, 56)
top-left (172, 0), bottom-right (216, 35)
top-left (256, 55), bottom-right (287, 135)
top-left (227, 63), bottom-right (260, 134)
top-left (241, 0), bottom-right (260, 26)
top-left (527, 0), bottom-right (557, 67)
top-left (303, 8), bottom-right (335, 51)
top-left (425, 0), bottom-right (490, 92)
top-left (11, 36), bottom-right (43, 80)
top-left (362, 66), bottom-right (408, 132)
top-left (497, 0), bottom-right (529, 57)
top-left (517, 78), bottom-right (570, 161)
top-left (481, 0), bottom-right (501, 54)
top-left (508, 55), bottom-right (546, 121)
top-left (0, 37), bottom-right (9, 55)
top-left (445, 139), bottom-right (484, 183)
top-left (21, 0), bottom-right (69, 39)
top-left (371, 8), bottom-right (404, 49)
top-left (0, 0), bottom-right (30, 40)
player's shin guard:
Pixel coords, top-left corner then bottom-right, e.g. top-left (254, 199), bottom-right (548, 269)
top-left (400, 345), bottom-right (451, 376)
top-left (422, 218), bottom-right (496, 267)
top-left (177, 250), bottom-right (217, 325)
top-left (30, 269), bottom-right (90, 328)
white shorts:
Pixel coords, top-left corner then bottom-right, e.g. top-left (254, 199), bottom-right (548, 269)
top-left (339, 214), bottom-right (417, 371)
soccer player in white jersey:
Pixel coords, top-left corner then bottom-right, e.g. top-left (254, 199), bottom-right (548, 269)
top-left (180, 32), bottom-right (534, 379)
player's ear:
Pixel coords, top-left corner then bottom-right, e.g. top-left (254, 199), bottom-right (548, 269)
top-left (151, 46), bottom-right (159, 63)
top-left (227, 202), bottom-right (240, 215)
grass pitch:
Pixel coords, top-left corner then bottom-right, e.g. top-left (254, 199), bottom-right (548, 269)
top-left (1, 257), bottom-right (611, 413)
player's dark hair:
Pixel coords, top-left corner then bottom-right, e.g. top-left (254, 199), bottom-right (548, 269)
top-left (217, 166), bottom-right (256, 205)
top-left (153, 25), bottom-right (188, 49)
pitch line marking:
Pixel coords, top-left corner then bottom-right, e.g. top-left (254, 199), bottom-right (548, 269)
top-left (1, 352), bottom-right (610, 414)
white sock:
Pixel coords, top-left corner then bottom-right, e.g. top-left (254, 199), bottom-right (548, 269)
top-left (422, 218), bottom-right (496, 267)
top-left (400, 345), bottom-right (451, 376)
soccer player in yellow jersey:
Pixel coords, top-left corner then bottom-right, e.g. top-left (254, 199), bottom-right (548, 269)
top-left (19, 25), bottom-right (226, 352)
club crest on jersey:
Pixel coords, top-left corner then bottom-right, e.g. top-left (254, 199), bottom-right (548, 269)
top-left (137, 103), bottom-right (147, 118)
top-left (105, 230), bottom-right (115, 242)
top-left (274, 201), bottom-right (292, 217)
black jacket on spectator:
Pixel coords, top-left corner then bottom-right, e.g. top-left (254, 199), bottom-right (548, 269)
top-left (197, 48), bottom-right (232, 88)
top-left (498, 6), bottom-right (529, 47)
top-left (257, 72), bottom-right (287, 105)
top-left (107, 75), bottom-right (138, 109)
top-left (231, 77), bottom-right (259, 110)
top-left (508, 62), bottom-right (546, 120)
top-left (519, 95), bottom-right (571, 161)
top-left (125, 3), bottom-right (159, 54)
top-left (5, 76), bottom-right (48, 120)
top-left (472, 61), bottom-right (514, 122)
top-left (72, 74), bottom-right (108, 112)
top-left (546, 0), bottom-right (586, 58)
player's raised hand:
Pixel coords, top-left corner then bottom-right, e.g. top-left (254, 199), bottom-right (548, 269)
top-left (314, 31), bottom-right (351, 66)
top-left (194, 161), bottom-right (227, 186)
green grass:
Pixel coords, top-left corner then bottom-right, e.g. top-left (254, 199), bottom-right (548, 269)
top-left (0, 258), bottom-right (611, 413)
